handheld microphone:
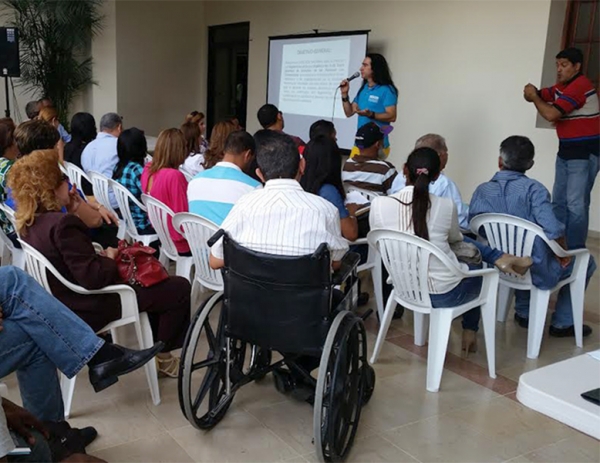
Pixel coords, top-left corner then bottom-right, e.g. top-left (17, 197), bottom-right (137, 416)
top-left (339, 72), bottom-right (360, 86)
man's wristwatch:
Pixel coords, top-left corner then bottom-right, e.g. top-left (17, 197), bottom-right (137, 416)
top-left (341, 95), bottom-right (349, 103)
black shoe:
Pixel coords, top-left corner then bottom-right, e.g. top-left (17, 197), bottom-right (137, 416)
top-left (77, 426), bottom-right (98, 447)
top-left (88, 342), bottom-right (164, 392)
top-left (549, 324), bottom-right (592, 338)
top-left (357, 292), bottom-right (370, 307)
top-left (514, 312), bottom-right (529, 329)
top-left (393, 306), bottom-right (405, 320)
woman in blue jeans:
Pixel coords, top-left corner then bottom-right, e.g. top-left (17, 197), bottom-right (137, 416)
top-left (370, 148), bottom-right (532, 355)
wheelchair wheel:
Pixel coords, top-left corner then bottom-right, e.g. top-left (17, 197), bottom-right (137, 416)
top-left (313, 311), bottom-right (369, 462)
top-left (178, 291), bottom-right (245, 430)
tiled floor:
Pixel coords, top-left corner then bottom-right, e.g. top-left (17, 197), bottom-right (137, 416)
top-left (3, 239), bottom-right (600, 462)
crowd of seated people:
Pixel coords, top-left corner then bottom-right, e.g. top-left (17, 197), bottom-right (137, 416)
top-left (0, 98), bottom-right (596, 462)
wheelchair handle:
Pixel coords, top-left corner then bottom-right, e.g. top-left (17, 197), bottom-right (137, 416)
top-left (311, 243), bottom-right (329, 259)
top-left (207, 229), bottom-right (226, 247)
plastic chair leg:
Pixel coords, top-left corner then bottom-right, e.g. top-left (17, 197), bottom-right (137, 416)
top-left (480, 301), bottom-right (496, 379)
top-left (136, 313), bottom-right (161, 406)
top-left (527, 288), bottom-right (551, 359)
top-left (569, 279), bottom-right (586, 349)
top-left (116, 222), bottom-right (127, 241)
top-left (110, 328), bottom-right (120, 346)
top-left (426, 310), bottom-right (453, 392)
top-left (158, 248), bottom-right (169, 268)
top-left (371, 258), bottom-right (384, 322)
top-left (176, 257), bottom-right (193, 282)
top-left (370, 292), bottom-right (397, 364)
top-left (12, 249), bottom-right (26, 271)
top-left (496, 285), bottom-right (514, 322)
top-left (413, 312), bottom-right (429, 346)
top-left (60, 373), bottom-right (77, 419)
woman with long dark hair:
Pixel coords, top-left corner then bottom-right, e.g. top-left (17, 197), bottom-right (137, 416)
top-left (113, 128), bottom-right (155, 235)
top-left (340, 53), bottom-right (398, 159)
top-left (64, 112), bottom-right (97, 195)
top-left (370, 148), bottom-right (531, 354)
top-left (64, 112), bottom-right (97, 168)
top-left (300, 136), bottom-right (358, 241)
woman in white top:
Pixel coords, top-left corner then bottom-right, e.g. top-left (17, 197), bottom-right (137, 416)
top-left (180, 120), bottom-right (206, 176)
top-left (370, 148), bottom-right (531, 354)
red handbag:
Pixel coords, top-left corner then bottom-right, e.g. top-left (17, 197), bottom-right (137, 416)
top-left (115, 240), bottom-right (169, 287)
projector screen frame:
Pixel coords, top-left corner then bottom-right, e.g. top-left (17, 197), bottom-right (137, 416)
top-left (266, 29), bottom-right (370, 155)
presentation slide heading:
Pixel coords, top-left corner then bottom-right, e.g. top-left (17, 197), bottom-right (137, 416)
top-left (297, 48), bottom-right (331, 55)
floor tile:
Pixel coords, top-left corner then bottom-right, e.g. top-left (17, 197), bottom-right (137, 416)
top-left (449, 395), bottom-right (579, 460)
top-left (304, 434), bottom-right (419, 463)
top-left (169, 410), bottom-right (299, 462)
top-left (93, 432), bottom-right (194, 462)
top-left (249, 397), bottom-right (376, 456)
top-left (360, 368), bottom-right (499, 433)
top-left (67, 397), bottom-right (166, 452)
top-left (509, 432), bottom-right (600, 463)
top-left (383, 412), bottom-right (507, 463)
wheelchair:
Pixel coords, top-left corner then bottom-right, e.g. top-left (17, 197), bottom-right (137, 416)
top-left (178, 231), bottom-right (375, 462)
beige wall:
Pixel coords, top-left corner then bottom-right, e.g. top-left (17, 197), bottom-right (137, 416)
top-left (204, 0), bottom-right (600, 232)
top-left (115, 0), bottom-right (205, 136)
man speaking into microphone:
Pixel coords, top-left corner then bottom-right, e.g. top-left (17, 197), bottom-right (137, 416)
top-left (340, 53), bottom-right (398, 158)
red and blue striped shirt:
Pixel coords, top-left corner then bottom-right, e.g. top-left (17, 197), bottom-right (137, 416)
top-left (540, 73), bottom-right (599, 160)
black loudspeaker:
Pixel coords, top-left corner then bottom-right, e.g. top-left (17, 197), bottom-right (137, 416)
top-left (0, 27), bottom-right (20, 77)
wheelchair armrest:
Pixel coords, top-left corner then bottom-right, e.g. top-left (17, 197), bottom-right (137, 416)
top-left (332, 251), bottom-right (361, 286)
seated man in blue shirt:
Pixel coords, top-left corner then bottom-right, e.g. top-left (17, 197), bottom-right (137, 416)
top-left (391, 133), bottom-right (469, 229)
top-left (188, 131), bottom-right (261, 225)
top-left (470, 135), bottom-right (594, 338)
top-left (81, 113), bottom-right (123, 211)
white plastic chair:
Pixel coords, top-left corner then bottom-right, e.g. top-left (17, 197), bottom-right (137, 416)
top-left (142, 194), bottom-right (193, 281)
top-left (88, 171), bottom-right (126, 240)
top-left (19, 240), bottom-right (161, 417)
top-left (344, 186), bottom-right (384, 320)
top-left (470, 213), bottom-right (591, 359)
top-left (109, 179), bottom-right (159, 247)
top-left (65, 162), bottom-right (92, 192)
top-left (173, 213), bottom-right (222, 305)
top-left (0, 203), bottom-right (24, 270)
top-left (368, 229), bottom-right (499, 392)
top-left (179, 167), bottom-right (194, 183)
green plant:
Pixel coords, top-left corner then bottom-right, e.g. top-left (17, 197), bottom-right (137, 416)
top-left (2, 0), bottom-right (103, 125)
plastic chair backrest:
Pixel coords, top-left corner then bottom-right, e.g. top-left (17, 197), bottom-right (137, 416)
top-left (0, 203), bottom-right (17, 235)
top-left (65, 162), bottom-right (91, 190)
top-left (141, 194), bottom-right (179, 258)
top-left (19, 240), bottom-right (79, 293)
top-left (172, 213), bottom-right (223, 291)
top-left (88, 172), bottom-right (118, 216)
top-left (109, 179), bottom-right (147, 239)
top-left (470, 213), bottom-right (540, 284)
top-left (368, 229), bottom-right (467, 308)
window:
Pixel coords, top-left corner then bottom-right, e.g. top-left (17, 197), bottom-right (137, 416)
top-left (562, 0), bottom-right (599, 89)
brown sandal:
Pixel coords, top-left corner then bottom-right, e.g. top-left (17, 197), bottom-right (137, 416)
top-left (156, 356), bottom-right (180, 378)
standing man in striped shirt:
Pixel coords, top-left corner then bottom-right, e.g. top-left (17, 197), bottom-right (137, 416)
top-left (523, 47), bottom-right (599, 256)
top-left (342, 122), bottom-right (397, 194)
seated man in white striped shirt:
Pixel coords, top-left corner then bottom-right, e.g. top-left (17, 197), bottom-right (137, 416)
top-left (209, 130), bottom-right (349, 271)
